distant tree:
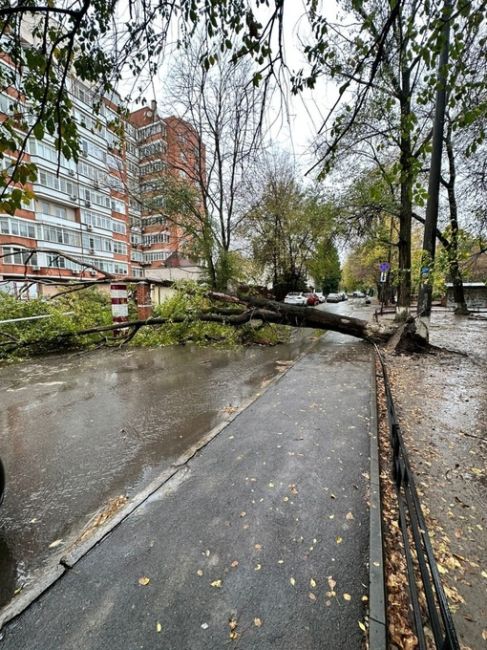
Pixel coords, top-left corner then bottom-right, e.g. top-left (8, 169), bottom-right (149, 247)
top-left (307, 239), bottom-right (341, 294)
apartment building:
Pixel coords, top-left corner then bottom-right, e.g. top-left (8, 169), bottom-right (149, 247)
top-left (0, 69), bottom-right (205, 297)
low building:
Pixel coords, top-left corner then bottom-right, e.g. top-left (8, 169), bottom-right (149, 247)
top-left (145, 252), bottom-right (205, 303)
top-left (445, 282), bottom-right (487, 310)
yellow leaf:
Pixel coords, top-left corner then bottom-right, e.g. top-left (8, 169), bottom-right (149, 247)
top-left (336, 536), bottom-right (343, 544)
top-left (254, 618), bottom-right (262, 628)
top-left (346, 512), bottom-right (354, 520)
top-left (240, 511), bottom-right (246, 517)
top-left (210, 579), bottom-right (222, 588)
top-left (156, 622), bottom-right (162, 633)
top-left (197, 569), bottom-right (203, 576)
top-left (481, 570), bottom-right (487, 579)
top-left (343, 593), bottom-right (351, 601)
top-left (327, 577), bottom-right (336, 590)
top-left (231, 560), bottom-right (239, 568)
top-left (308, 592), bottom-right (316, 601)
top-left (358, 621), bottom-right (367, 632)
top-left (310, 578), bottom-right (317, 588)
top-left (138, 576), bottom-right (150, 586)
top-left (255, 543), bottom-right (262, 550)
top-left (255, 564), bottom-right (262, 571)
top-left (290, 577), bottom-right (296, 586)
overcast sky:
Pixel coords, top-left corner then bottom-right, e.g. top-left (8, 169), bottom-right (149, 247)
top-left (119, 0), bottom-right (340, 175)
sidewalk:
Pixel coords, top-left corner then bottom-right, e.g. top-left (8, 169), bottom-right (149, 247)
top-left (1, 333), bottom-right (377, 649)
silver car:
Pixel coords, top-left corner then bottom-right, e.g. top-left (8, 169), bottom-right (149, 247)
top-left (284, 292), bottom-right (307, 306)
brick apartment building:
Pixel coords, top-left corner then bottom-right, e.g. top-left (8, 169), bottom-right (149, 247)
top-left (0, 70), bottom-right (205, 297)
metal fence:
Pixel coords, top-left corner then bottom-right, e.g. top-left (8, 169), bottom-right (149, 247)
top-left (376, 350), bottom-right (460, 650)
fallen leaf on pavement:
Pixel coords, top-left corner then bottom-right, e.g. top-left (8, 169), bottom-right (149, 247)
top-left (210, 579), bottom-right (222, 588)
top-left (254, 618), bottom-right (263, 627)
top-left (48, 539), bottom-right (63, 549)
top-left (156, 622), bottom-right (162, 633)
top-left (138, 576), bottom-right (150, 586)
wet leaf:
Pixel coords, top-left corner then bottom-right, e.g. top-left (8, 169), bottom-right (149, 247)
top-left (197, 569), bottom-right (204, 576)
top-left (201, 623), bottom-right (209, 630)
top-left (156, 622), bottom-right (162, 633)
top-left (343, 593), bottom-right (351, 601)
top-left (336, 536), bottom-right (343, 544)
top-left (231, 560), bottom-right (239, 568)
top-left (310, 578), bottom-right (317, 588)
top-left (327, 577), bottom-right (336, 590)
top-left (254, 564), bottom-right (262, 571)
top-left (346, 511), bottom-right (354, 520)
top-left (308, 592), bottom-right (317, 601)
top-left (138, 576), bottom-right (150, 586)
top-left (240, 511), bottom-right (246, 517)
top-left (290, 577), bottom-right (296, 586)
top-left (210, 579), bottom-right (222, 588)
top-left (254, 618), bottom-right (263, 627)
top-left (48, 539), bottom-right (63, 549)
top-left (358, 621), bottom-right (367, 632)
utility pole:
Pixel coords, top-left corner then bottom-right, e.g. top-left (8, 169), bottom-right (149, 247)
top-left (417, 0), bottom-right (452, 318)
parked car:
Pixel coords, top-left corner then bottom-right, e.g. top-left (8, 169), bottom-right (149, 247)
top-left (315, 292), bottom-right (326, 303)
top-left (352, 290), bottom-right (366, 298)
top-left (326, 293), bottom-right (341, 303)
top-left (339, 292), bottom-right (348, 301)
top-left (304, 292), bottom-right (320, 306)
top-left (284, 292), bottom-right (307, 306)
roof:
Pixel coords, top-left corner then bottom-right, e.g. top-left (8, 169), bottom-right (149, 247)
top-left (445, 282), bottom-right (486, 287)
top-left (164, 251), bottom-right (197, 268)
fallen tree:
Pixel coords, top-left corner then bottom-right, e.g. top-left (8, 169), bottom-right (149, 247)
top-left (0, 289), bottom-right (430, 357)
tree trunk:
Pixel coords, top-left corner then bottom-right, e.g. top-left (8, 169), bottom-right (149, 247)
top-left (396, 75), bottom-right (413, 319)
top-left (444, 120), bottom-right (468, 314)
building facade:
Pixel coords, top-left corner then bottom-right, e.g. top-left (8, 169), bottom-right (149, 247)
top-left (0, 69), bottom-right (204, 297)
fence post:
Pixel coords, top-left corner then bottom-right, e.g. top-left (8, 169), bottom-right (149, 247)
top-left (136, 281), bottom-right (152, 320)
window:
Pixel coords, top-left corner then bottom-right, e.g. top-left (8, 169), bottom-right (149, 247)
top-left (41, 225), bottom-right (81, 247)
top-left (30, 140), bottom-right (71, 168)
top-left (143, 232), bottom-right (170, 245)
top-left (80, 139), bottom-right (107, 163)
top-left (38, 170), bottom-right (76, 196)
top-left (113, 240), bottom-right (127, 255)
top-left (142, 215), bottom-right (167, 227)
top-left (131, 250), bottom-right (144, 262)
top-left (0, 217), bottom-right (37, 238)
top-left (131, 267), bottom-right (144, 277)
top-left (111, 198), bottom-right (126, 214)
top-left (2, 246), bottom-right (37, 266)
top-left (81, 210), bottom-right (127, 234)
top-left (37, 200), bottom-right (74, 221)
top-left (144, 250), bottom-right (170, 262)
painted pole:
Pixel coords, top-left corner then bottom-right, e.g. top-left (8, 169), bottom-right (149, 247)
top-left (110, 282), bottom-right (128, 335)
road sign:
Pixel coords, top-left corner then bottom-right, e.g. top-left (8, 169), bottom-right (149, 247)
top-left (379, 262), bottom-right (390, 273)
top-left (380, 271), bottom-right (387, 283)
top-left (421, 266), bottom-right (430, 275)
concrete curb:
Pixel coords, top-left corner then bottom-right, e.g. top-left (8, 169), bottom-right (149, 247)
top-left (368, 354), bottom-right (387, 649)
top-left (0, 333), bottom-right (321, 632)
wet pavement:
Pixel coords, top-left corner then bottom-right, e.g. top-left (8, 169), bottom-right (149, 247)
top-left (0, 331), bottom-right (318, 608)
top-left (0, 321), bottom-right (375, 650)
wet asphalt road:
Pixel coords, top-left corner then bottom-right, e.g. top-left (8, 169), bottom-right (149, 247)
top-left (0, 311), bottom-right (374, 650)
top-left (0, 330), bottom-right (319, 607)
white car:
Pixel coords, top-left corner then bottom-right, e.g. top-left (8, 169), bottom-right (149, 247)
top-left (315, 292), bottom-right (326, 303)
top-left (284, 292), bottom-right (307, 306)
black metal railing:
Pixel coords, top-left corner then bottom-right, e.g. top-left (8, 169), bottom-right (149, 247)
top-left (376, 350), bottom-right (460, 650)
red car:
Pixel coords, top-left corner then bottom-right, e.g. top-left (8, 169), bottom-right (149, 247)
top-left (305, 293), bottom-right (320, 306)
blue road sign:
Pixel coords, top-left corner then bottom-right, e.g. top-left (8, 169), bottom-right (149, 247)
top-left (379, 262), bottom-right (390, 273)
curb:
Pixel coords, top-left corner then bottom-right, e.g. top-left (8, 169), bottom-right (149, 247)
top-left (0, 333), bottom-right (321, 632)
top-left (368, 354), bottom-right (387, 648)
